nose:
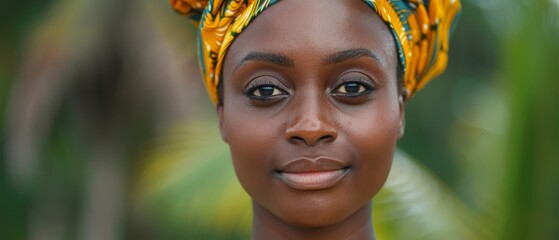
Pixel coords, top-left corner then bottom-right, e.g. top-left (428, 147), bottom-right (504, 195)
top-left (284, 97), bottom-right (338, 146)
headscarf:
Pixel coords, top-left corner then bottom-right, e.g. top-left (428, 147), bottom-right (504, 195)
top-left (171, 0), bottom-right (461, 104)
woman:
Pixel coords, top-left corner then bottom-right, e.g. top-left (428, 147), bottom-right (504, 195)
top-left (171, 0), bottom-right (461, 239)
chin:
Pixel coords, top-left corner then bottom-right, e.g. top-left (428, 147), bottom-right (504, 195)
top-left (264, 189), bottom-right (369, 228)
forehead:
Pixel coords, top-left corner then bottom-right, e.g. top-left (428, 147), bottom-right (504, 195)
top-left (224, 0), bottom-right (398, 68)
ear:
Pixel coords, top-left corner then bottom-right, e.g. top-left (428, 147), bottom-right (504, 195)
top-left (217, 105), bottom-right (228, 143)
top-left (398, 89), bottom-right (407, 139)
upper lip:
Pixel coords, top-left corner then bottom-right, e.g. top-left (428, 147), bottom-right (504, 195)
top-left (276, 157), bottom-right (349, 173)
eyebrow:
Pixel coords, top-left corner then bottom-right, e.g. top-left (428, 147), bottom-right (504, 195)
top-left (236, 52), bottom-right (295, 70)
top-left (235, 48), bottom-right (381, 70)
top-left (323, 48), bottom-right (382, 66)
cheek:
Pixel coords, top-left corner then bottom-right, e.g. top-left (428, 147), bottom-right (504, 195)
top-left (222, 107), bottom-right (279, 198)
top-left (344, 103), bottom-right (401, 198)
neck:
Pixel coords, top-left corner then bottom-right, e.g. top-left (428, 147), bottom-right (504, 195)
top-left (252, 201), bottom-right (375, 240)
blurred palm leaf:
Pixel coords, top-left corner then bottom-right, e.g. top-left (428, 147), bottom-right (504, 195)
top-left (133, 118), bottom-right (492, 240)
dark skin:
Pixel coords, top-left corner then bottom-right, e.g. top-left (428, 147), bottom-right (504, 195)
top-left (218, 0), bottom-right (405, 239)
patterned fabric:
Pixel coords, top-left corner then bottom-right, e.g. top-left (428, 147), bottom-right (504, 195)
top-left (171, 0), bottom-right (461, 104)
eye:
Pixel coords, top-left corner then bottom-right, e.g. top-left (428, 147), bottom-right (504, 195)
top-left (334, 82), bottom-right (368, 94)
top-left (244, 77), bottom-right (289, 103)
top-left (332, 81), bottom-right (373, 96)
top-left (247, 85), bottom-right (287, 99)
top-left (251, 85), bottom-right (284, 97)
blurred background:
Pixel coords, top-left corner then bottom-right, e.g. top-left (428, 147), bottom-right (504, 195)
top-left (0, 0), bottom-right (557, 239)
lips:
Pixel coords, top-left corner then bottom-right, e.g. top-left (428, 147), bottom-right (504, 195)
top-left (275, 157), bottom-right (350, 190)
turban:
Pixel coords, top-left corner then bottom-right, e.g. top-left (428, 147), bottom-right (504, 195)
top-left (171, 0), bottom-right (461, 104)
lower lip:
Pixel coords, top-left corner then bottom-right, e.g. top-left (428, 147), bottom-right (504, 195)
top-left (277, 169), bottom-right (349, 191)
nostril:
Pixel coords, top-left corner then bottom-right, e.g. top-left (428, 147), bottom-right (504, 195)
top-left (290, 136), bottom-right (305, 143)
top-left (289, 135), bottom-right (334, 145)
top-left (285, 120), bottom-right (338, 145)
top-left (318, 135), bottom-right (333, 142)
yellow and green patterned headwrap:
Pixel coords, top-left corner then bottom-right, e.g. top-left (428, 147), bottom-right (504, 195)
top-left (171, 0), bottom-right (461, 104)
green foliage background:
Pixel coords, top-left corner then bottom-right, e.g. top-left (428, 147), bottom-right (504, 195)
top-left (1, 0), bottom-right (557, 239)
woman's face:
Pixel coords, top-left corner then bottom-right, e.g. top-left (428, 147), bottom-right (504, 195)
top-left (219, 0), bottom-right (404, 228)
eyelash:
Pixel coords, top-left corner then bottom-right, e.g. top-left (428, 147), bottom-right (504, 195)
top-left (244, 79), bottom-right (288, 100)
top-left (332, 76), bottom-right (375, 97)
top-left (243, 75), bottom-right (375, 102)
